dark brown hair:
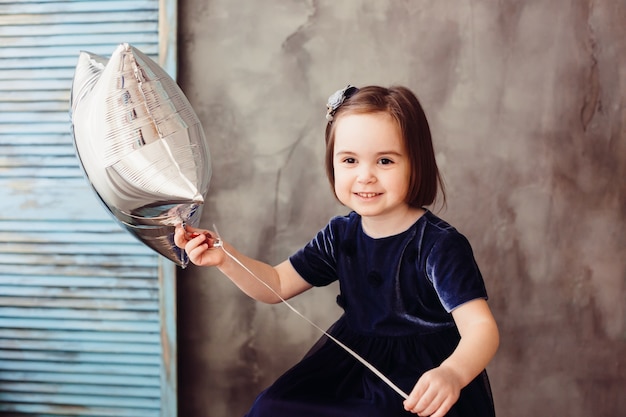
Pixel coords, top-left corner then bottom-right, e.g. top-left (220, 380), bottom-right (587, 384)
top-left (324, 85), bottom-right (445, 208)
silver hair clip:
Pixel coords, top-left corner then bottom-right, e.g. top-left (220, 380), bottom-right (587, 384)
top-left (326, 85), bottom-right (359, 122)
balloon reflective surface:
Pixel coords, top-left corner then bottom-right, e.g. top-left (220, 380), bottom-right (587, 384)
top-left (70, 43), bottom-right (211, 267)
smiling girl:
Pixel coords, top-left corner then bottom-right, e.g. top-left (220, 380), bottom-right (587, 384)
top-left (175, 85), bottom-right (499, 417)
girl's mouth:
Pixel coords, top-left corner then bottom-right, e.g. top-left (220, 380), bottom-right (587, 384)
top-left (356, 192), bottom-right (380, 198)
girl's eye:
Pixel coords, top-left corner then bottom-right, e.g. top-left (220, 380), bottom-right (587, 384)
top-left (378, 158), bottom-right (393, 165)
top-left (343, 157), bottom-right (356, 164)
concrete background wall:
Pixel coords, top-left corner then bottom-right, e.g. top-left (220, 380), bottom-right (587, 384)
top-left (175, 1), bottom-right (626, 416)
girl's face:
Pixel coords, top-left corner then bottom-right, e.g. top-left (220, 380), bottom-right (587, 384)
top-left (332, 112), bottom-right (413, 226)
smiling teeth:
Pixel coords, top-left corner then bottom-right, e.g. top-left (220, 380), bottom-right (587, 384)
top-left (358, 193), bottom-right (378, 198)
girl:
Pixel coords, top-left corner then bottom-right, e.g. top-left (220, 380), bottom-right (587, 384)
top-left (175, 85), bottom-right (499, 417)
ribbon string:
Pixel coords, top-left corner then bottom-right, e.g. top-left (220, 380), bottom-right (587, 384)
top-left (212, 226), bottom-right (409, 400)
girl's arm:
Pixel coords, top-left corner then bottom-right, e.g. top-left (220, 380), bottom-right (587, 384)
top-left (174, 226), bottom-right (313, 303)
top-left (403, 298), bottom-right (499, 417)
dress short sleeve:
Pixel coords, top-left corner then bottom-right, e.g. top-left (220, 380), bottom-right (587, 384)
top-left (425, 231), bottom-right (488, 312)
top-left (289, 216), bottom-right (347, 287)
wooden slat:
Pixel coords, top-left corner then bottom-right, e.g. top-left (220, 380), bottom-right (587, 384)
top-left (0, 87), bottom-right (69, 100)
top-left (0, 297), bottom-right (158, 311)
top-left (0, 112), bottom-right (72, 123)
top-left (0, 229), bottom-right (137, 245)
top-left (0, 67), bottom-right (75, 81)
top-left (0, 0), bottom-right (157, 13)
top-left (0, 43), bottom-right (158, 60)
top-left (0, 382), bottom-right (159, 398)
top-left (0, 169), bottom-right (84, 179)
top-left (1, 159), bottom-right (76, 172)
top-left (0, 341), bottom-right (160, 356)
top-left (0, 133), bottom-right (70, 145)
top-left (0, 359), bottom-right (159, 377)
top-left (0, 350), bottom-right (159, 365)
top-left (0, 393), bottom-right (158, 408)
top-left (0, 242), bottom-right (153, 256)
top-left (0, 80), bottom-right (70, 92)
top-left (0, 278), bottom-right (157, 291)
top-left (0, 308), bottom-right (160, 326)
top-left (0, 220), bottom-right (122, 233)
top-left (0, 263), bottom-right (157, 278)
top-left (0, 402), bottom-right (157, 417)
top-left (0, 290), bottom-right (157, 302)
top-left (0, 22), bottom-right (157, 37)
top-left (0, 329), bottom-right (157, 344)
top-left (0, 275), bottom-right (157, 288)
top-left (0, 122), bottom-right (73, 134)
top-left (0, 318), bottom-right (158, 333)
top-left (0, 254), bottom-right (157, 268)
top-left (0, 397), bottom-right (159, 415)
top-left (0, 34), bottom-right (156, 49)
top-left (0, 285), bottom-right (157, 299)
top-left (0, 371), bottom-right (159, 388)
top-left (0, 145), bottom-right (75, 156)
top-left (0, 301), bottom-right (160, 317)
top-left (0, 157), bottom-right (81, 168)
top-left (0, 11), bottom-right (158, 27)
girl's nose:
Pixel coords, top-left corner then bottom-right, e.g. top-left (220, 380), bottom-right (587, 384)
top-left (356, 165), bottom-right (376, 184)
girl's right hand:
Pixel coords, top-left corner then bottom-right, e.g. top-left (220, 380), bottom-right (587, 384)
top-left (174, 225), bottom-right (226, 267)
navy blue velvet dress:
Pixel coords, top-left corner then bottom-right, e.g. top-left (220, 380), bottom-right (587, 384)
top-left (244, 211), bottom-right (496, 417)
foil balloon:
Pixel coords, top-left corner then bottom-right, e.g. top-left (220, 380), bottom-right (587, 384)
top-left (70, 43), bottom-right (211, 267)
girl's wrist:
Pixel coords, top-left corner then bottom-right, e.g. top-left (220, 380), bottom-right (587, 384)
top-left (438, 361), bottom-right (471, 388)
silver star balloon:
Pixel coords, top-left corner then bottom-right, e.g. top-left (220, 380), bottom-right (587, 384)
top-left (70, 43), bottom-right (212, 267)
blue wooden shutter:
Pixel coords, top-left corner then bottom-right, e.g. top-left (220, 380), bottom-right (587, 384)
top-left (0, 1), bottom-right (178, 416)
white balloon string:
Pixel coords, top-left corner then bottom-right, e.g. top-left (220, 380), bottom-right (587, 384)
top-left (211, 225), bottom-right (409, 400)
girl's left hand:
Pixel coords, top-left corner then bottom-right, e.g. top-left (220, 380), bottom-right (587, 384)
top-left (403, 365), bottom-right (462, 417)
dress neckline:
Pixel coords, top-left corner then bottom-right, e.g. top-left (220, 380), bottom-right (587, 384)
top-left (357, 209), bottom-right (429, 242)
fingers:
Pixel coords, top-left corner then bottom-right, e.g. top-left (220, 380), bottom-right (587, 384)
top-left (403, 373), bottom-right (427, 412)
top-left (187, 230), bottom-right (218, 245)
top-left (404, 381), bottom-right (434, 416)
top-left (429, 397), bottom-right (455, 417)
top-left (187, 238), bottom-right (210, 264)
top-left (403, 368), bottom-right (461, 416)
top-left (174, 225), bottom-right (216, 249)
top-left (173, 224), bottom-right (224, 267)
top-left (173, 225), bottom-right (188, 248)
top-left (405, 398), bottom-right (451, 417)
top-left (405, 391), bottom-right (452, 416)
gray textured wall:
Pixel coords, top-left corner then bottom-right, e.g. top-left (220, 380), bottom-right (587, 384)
top-left (176, 1), bottom-right (626, 416)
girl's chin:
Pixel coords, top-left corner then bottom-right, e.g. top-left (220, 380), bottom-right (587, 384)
top-left (350, 206), bottom-right (385, 217)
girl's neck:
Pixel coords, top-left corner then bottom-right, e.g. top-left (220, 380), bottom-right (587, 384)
top-left (360, 206), bottom-right (426, 239)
